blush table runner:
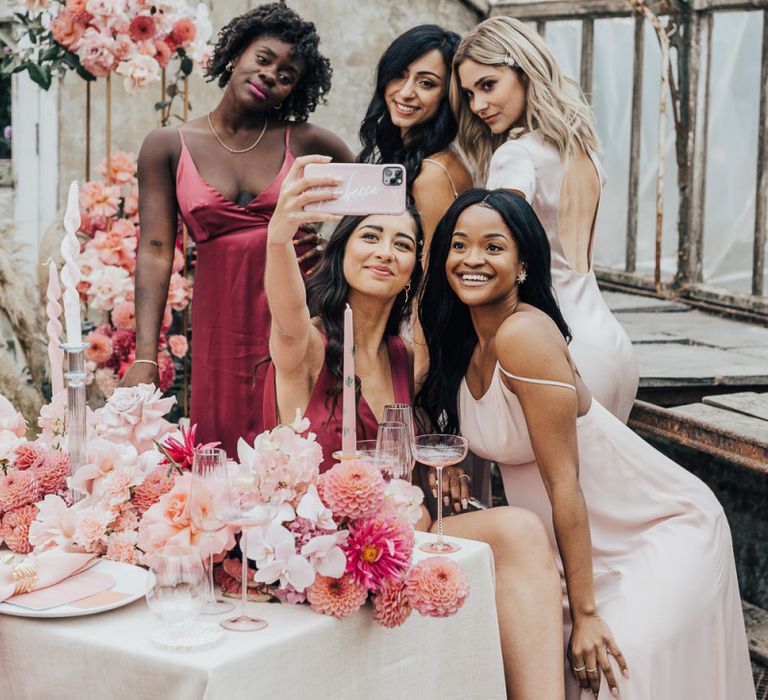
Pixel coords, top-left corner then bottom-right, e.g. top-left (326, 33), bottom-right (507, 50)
top-left (0, 533), bottom-right (505, 700)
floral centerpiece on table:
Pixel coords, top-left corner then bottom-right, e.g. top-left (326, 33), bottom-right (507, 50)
top-left (1, 386), bottom-right (470, 626)
top-left (4, 1), bottom-right (213, 93)
top-left (76, 151), bottom-right (191, 397)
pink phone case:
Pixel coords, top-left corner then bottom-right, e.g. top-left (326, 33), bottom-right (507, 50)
top-left (303, 163), bottom-right (406, 216)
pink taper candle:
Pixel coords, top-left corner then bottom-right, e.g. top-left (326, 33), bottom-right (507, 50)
top-left (341, 303), bottom-right (356, 457)
top-left (60, 181), bottom-right (82, 346)
top-left (46, 261), bottom-right (65, 395)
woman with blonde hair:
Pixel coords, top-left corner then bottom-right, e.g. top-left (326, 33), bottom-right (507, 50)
top-left (450, 16), bottom-right (638, 423)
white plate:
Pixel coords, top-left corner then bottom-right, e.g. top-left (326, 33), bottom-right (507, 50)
top-left (0, 559), bottom-right (151, 618)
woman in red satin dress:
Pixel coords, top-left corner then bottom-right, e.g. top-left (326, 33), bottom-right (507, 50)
top-left (123, 4), bottom-right (353, 455)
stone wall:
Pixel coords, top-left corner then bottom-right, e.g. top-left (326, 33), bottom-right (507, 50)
top-left (57, 0), bottom-right (482, 202)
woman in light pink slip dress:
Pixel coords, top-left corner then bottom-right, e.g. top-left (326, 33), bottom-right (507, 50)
top-left (416, 189), bottom-right (755, 699)
top-left (451, 16), bottom-right (638, 423)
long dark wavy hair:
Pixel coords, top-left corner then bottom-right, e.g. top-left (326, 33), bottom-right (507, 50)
top-left (306, 209), bottom-right (424, 420)
top-left (206, 3), bottom-right (332, 123)
top-left (416, 189), bottom-right (571, 434)
top-left (357, 25), bottom-right (460, 186)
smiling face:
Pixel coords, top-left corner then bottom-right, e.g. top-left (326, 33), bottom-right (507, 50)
top-left (342, 213), bottom-right (419, 300)
top-left (457, 59), bottom-right (527, 134)
top-left (229, 35), bottom-right (305, 111)
top-left (446, 203), bottom-right (524, 306)
top-left (384, 49), bottom-right (448, 137)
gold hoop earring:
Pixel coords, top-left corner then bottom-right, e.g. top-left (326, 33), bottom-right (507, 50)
top-left (404, 283), bottom-right (411, 304)
top-left (516, 268), bottom-right (527, 285)
top-left (226, 59), bottom-right (236, 73)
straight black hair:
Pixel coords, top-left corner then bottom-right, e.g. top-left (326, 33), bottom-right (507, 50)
top-left (416, 189), bottom-right (571, 434)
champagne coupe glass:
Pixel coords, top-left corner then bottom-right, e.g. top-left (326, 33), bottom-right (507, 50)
top-left (217, 464), bottom-right (269, 632)
top-left (375, 421), bottom-right (408, 481)
top-left (382, 404), bottom-right (416, 477)
top-left (190, 448), bottom-right (234, 615)
top-left (411, 434), bottom-right (468, 554)
top-left (145, 545), bottom-right (223, 650)
top-left (356, 440), bottom-right (379, 467)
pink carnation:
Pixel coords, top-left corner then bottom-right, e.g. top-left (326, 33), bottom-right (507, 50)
top-left (105, 531), bottom-right (139, 564)
top-left (109, 502), bottom-right (139, 533)
top-left (111, 301), bottom-right (136, 331)
top-left (167, 334), bottom-right (188, 358)
top-left (84, 331), bottom-right (113, 364)
top-left (131, 466), bottom-right (174, 514)
top-left (321, 460), bottom-right (385, 520)
top-left (14, 442), bottom-right (46, 471)
top-left (2, 504), bottom-right (38, 553)
top-left (344, 514), bottom-right (414, 591)
top-left (65, 0), bottom-right (93, 24)
top-left (0, 470), bottom-right (40, 512)
top-left (306, 573), bottom-right (368, 619)
top-left (33, 451), bottom-right (71, 494)
top-left (80, 180), bottom-right (121, 219)
top-left (372, 578), bottom-right (413, 628)
top-left (404, 557), bottom-right (470, 617)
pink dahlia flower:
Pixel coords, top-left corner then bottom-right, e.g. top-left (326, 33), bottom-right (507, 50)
top-left (306, 573), bottom-right (367, 619)
top-left (2, 504), bottom-right (38, 553)
top-left (84, 331), bottom-right (113, 364)
top-left (0, 470), bottom-right (40, 512)
top-left (34, 450), bottom-right (71, 494)
top-left (321, 460), bottom-right (384, 520)
top-left (111, 301), bottom-right (136, 331)
top-left (128, 15), bottom-right (156, 43)
top-left (404, 557), bottom-right (470, 617)
top-left (372, 577), bottom-right (413, 628)
top-left (131, 466), bottom-right (174, 514)
top-left (344, 514), bottom-right (414, 591)
top-left (14, 442), bottom-right (46, 471)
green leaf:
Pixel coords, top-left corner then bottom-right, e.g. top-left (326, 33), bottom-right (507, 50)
top-left (180, 57), bottom-right (193, 76)
top-left (40, 45), bottom-right (60, 62)
top-left (166, 84), bottom-right (178, 97)
top-left (26, 62), bottom-right (50, 90)
top-left (74, 63), bottom-right (96, 81)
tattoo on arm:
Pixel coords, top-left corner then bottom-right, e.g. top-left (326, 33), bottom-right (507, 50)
top-left (149, 239), bottom-right (164, 248)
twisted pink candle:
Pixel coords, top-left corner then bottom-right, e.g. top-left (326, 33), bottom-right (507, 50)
top-left (46, 261), bottom-right (65, 395)
top-left (60, 182), bottom-right (82, 345)
top-left (341, 303), bottom-right (356, 456)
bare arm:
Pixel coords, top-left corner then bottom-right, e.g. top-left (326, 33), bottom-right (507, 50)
top-left (266, 155), bottom-right (340, 376)
top-left (496, 315), bottom-right (627, 695)
top-left (292, 123), bottom-right (355, 163)
top-left (121, 128), bottom-right (179, 387)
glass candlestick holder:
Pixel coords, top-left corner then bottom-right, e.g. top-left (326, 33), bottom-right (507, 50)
top-left (61, 342), bottom-right (90, 503)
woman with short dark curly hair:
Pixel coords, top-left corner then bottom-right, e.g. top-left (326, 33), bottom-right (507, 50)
top-left (123, 3), bottom-right (353, 456)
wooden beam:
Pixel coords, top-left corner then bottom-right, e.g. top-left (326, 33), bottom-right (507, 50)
top-left (489, 0), bottom-right (678, 20)
top-left (580, 18), bottom-right (595, 97)
top-left (753, 10), bottom-right (768, 296)
top-left (675, 11), bottom-right (712, 289)
top-left (626, 14), bottom-right (645, 273)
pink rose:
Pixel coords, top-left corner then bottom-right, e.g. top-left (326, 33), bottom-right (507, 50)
top-left (167, 334), bottom-right (188, 358)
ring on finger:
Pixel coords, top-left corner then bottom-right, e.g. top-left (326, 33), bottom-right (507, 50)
top-left (572, 664), bottom-right (586, 672)
top-left (586, 667), bottom-right (598, 674)
top-left (458, 474), bottom-right (471, 482)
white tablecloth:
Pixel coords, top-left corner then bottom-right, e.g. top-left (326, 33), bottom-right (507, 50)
top-left (0, 534), bottom-right (505, 700)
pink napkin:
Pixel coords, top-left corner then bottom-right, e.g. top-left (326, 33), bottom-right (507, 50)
top-left (0, 549), bottom-right (99, 602)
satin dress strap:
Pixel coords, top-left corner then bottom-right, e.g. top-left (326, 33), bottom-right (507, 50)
top-left (498, 366), bottom-right (576, 392)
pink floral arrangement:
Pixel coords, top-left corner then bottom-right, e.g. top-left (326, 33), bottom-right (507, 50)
top-left (14, 1), bottom-right (213, 91)
top-left (0, 387), bottom-right (469, 625)
top-left (76, 152), bottom-right (190, 396)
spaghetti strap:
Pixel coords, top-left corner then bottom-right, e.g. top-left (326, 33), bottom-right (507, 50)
top-left (177, 128), bottom-right (187, 147)
top-left (423, 158), bottom-right (459, 198)
top-left (284, 124), bottom-right (291, 150)
top-left (498, 365), bottom-right (576, 391)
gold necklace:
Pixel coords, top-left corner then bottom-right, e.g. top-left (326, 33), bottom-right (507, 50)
top-left (207, 112), bottom-right (268, 154)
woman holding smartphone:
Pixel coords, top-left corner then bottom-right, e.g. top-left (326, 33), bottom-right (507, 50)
top-left (122, 4), bottom-right (353, 455)
top-left (451, 17), bottom-right (638, 423)
top-left (264, 157), bottom-right (567, 700)
top-left (417, 188), bottom-right (754, 699)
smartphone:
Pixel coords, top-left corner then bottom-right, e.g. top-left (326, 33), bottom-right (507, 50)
top-left (303, 163), bottom-right (406, 216)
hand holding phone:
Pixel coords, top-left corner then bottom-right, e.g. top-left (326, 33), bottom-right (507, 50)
top-left (303, 163), bottom-right (406, 216)
top-left (268, 155), bottom-right (343, 245)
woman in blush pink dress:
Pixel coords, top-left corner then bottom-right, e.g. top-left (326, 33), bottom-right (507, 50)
top-left (451, 17), bottom-right (638, 423)
top-left (123, 4), bottom-right (353, 456)
top-left (417, 188), bottom-right (754, 700)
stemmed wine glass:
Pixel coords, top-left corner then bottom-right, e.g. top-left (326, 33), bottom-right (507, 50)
top-left (190, 448), bottom-right (234, 615)
top-left (382, 404), bottom-right (416, 478)
top-left (145, 545), bottom-right (223, 651)
top-left (411, 434), bottom-right (468, 554)
top-left (375, 421), bottom-right (408, 481)
top-left (217, 464), bottom-right (269, 632)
